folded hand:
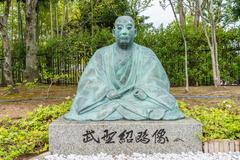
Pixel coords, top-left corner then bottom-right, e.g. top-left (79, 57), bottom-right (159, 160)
top-left (133, 88), bottom-right (147, 100)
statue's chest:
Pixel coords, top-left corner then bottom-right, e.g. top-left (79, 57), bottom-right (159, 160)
top-left (114, 56), bottom-right (132, 85)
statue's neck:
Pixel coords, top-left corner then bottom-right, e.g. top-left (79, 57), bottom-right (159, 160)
top-left (115, 43), bottom-right (134, 55)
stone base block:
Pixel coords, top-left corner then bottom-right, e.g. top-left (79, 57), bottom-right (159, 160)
top-left (49, 117), bottom-right (202, 155)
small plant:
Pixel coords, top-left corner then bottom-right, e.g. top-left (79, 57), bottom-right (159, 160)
top-left (0, 99), bottom-right (239, 159)
top-left (218, 99), bottom-right (240, 114)
top-left (41, 65), bottom-right (73, 97)
top-left (22, 79), bottom-right (39, 89)
top-left (0, 101), bottom-right (72, 160)
top-left (179, 100), bottom-right (240, 142)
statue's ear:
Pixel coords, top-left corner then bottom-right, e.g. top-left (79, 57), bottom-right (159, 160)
top-left (112, 27), bottom-right (116, 37)
top-left (134, 28), bottom-right (137, 37)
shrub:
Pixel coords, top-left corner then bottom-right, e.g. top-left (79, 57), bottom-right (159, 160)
top-left (179, 99), bottom-right (240, 142)
top-left (0, 99), bottom-right (239, 159)
top-left (0, 101), bottom-right (71, 160)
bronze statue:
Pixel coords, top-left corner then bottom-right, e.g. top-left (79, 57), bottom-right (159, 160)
top-left (64, 16), bottom-right (184, 121)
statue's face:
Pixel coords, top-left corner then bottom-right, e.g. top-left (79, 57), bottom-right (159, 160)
top-left (113, 16), bottom-right (136, 47)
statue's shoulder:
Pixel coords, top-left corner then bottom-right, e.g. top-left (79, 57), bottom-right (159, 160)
top-left (94, 44), bottom-right (113, 56)
top-left (91, 44), bottom-right (113, 61)
top-left (135, 44), bottom-right (158, 60)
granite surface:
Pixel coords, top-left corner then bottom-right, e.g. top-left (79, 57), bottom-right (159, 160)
top-left (49, 117), bottom-right (202, 155)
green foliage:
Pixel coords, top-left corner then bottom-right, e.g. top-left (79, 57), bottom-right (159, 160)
top-left (22, 79), bottom-right (39, 89)
top-left (1, 0), bottom-right (239, 86)
top-left (179, 100), bottom-right (240, 142)
top-left (12, 17), bottom-right (237, 86)
top-left (40, 28), bottom-right (113, 56)
top-left (39, 18), bottom-right (240, 86)
top-left (0, 101), bottom-right (71, 160)
top-left (218, 99), bottom-right (240, 114)
top-left (232, 0), bottom-right (240, 20)
top-left (64, 0), bottom-right (129, 33)
top-left (38, 28), bottom-right (114, 84)
top-left (0, 98), bottom-right (239, 159)
top-left (224, 0), bottom-right (240, 23)
top-left (136, 19), bottom-right (240, 86)
top-left (2, 5), bottom-right (240, 86)
top-left (41, 66), bottom-right (70, 83)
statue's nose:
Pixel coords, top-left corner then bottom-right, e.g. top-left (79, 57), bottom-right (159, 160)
top-left (121, 28), bottom-right (128, 35)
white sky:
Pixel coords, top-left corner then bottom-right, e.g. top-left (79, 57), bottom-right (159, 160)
top-left (141, 0), bottom-right (175, 28)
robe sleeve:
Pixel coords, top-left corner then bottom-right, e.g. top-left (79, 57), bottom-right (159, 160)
top-left (137, 49), bottom-right (170, 90)
top-left (135, 48), bottom-right (177, 109)
top-left (70, 49), bottom-right (112, 114)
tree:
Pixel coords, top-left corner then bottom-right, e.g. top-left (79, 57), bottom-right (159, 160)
top-left (0, 0), bottom-right (13, 85)
top-left (24, 0), bottom-right (39, 82)
top-left (232, 0), bottom-right (240, 20)
top-left (55, 0), bottom-right (59, 37)
top-left (127, 0), bottom-right (153, 26)
top-left (184, 0), bottom-right (223, 86)
top-left (185, 0), bottom-right (200, 28)
top-left (159, 0), bottom-right (189, 92)
top-left (64, 0), bottom-right (129, 33)
top-left (17, 0), bottom-right (24, 46)
top-left (50, 0), bottom-right (53, 37)
top-left (224, 0), bottom-right (240, 25)
top-left (198, 0), bottom-right (223, 87)
top-left (60, 0), bottom-right (66, 37)
top-left (178, 0), bottom-right (185, 28)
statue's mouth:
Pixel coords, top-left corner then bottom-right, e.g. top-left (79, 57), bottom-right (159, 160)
top-left (119, 38), bottom-right (129, 42)
top-left (119, 36), bottom-right (129, 40)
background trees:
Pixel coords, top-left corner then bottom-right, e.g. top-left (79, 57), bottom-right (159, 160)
top-left (0, 0), bottom-right (13, 85)
top-left (24, 0), bottom-right (38, 81)
top-left (0, 0), bottom-right (239, 86)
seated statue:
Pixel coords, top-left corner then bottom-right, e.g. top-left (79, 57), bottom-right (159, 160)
top-left (64, 16), bottom-right (184, 121)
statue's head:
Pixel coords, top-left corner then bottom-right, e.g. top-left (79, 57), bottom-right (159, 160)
top-left (113, 16), bottom-right (136, 48)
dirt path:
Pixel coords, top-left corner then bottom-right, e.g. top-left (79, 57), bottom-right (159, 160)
top-left (0, 85), bottom-right (76, 119)
top-left (171, 86), bottom-right (240, 107)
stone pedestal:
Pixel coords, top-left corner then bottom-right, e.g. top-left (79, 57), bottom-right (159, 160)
top-left (49, 117), bottom-right (202, 155)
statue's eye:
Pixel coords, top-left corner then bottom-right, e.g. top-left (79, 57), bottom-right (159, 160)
top-left (127, 26), bottom-right (132, 30)
top-left (117, 26), bottom-right (122, 30)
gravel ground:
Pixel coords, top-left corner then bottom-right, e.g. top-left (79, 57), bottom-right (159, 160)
top-left (42, 152), bottom-right (240, 160)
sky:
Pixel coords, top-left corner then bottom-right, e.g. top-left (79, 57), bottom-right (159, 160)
top-left (140, 0), bottom-right (175, 28)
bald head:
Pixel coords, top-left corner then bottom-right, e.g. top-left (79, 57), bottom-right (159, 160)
top-left (114, 16), bottom-right (135, 26)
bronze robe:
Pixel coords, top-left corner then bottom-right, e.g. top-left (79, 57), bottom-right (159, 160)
top-left (64, 43), bottom-right (184, 121)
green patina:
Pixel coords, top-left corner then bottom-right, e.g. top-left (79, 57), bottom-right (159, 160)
top-left (64, 16), bottom-right (184, 121)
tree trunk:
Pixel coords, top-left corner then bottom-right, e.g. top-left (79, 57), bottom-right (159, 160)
top-left (11, 0), bottom-right (14, 43)
top-left (0, 0), bottom-right (13, 85)
top-left (61, 0), bottom-right (66, 37)
top-left (36, 4), bottom-right (40, 44)
top-left (169, 0), bottom-right (189, 92)
top-left (66, 0), bottom-right (69, 23)
top-left (210, 38), bottom-right (218, 87)
top-left (212, 21), bottom-right (221, 85)
top-left (55, 1), bottom-right (59, 37)
top-left (24, 0), bottom-right (38, 82)
top-left (209, 0), bottom-right (220, 86)
top-left (2, 32), bottom-right (13, 85)
top-left (50, 0), bottom-right (53, 37)
top-left (178, 0), bottom-right (185, 28)
top-left (17, 0), bottom-right (24, 44)
top-left (17, 0), bottom-right (25, 83)
top-left (200, 10), bottom-right (218, 87)
top-left (194, 0), bottom-right (200, 28)
top-left (90, 0), bottom-right (94, 53)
